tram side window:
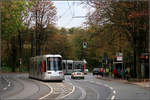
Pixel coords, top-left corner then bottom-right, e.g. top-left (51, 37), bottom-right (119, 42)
top-left (68, 63), bottom-right (72, 69)
top-left (47, 58), bottom-right (50, 70)
top-left (76, 64), bottom-right (81, 69)
top-left (63, 62), bottom-right (66, 70)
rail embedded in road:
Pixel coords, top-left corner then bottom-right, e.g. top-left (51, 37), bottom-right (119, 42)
top-left (39, 81), bottom-right (75, 100)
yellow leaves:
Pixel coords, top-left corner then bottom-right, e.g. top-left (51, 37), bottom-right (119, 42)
top-left (5, 13), bottom-right (11, 19)
top-left (11, 4), bottom-right (18, 9)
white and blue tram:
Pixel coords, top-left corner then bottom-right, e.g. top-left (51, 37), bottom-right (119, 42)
top-left (29, 54), bottom-right (64, 81)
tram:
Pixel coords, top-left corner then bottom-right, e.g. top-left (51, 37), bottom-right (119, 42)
top-left (29, 54), bottom-right (64, 81)
top-left (62, 60), bottom-right (74, 75)
top-left (73, 61), bottom-right (86, 72)
top-left (62, 60), bottom-right (87, 75)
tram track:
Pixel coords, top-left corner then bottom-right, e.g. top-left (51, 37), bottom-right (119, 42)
top-left (39, 81), bottom-right (75, 100)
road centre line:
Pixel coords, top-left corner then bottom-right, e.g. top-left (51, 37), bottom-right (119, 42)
top-left (67, 80), bottom-right (86, 100)
top-left (110, 87), bottom-right (113, 90)
top-left (89, 80), bottom-right (113, 90)
top-left (111, 95), bottom-right (115, 100)
top-left (77, 85), bottom-right (86, 100)
top-left (39, 83), bottom-right (54, 100)
top-left (113, 90), bottom-right (116, 94)
top-left (3, 87), bottom-right (7, 90)
top-left (104, 84), bottom-right (108, 87)
top-left (88, 80), bottom-right (117, 100)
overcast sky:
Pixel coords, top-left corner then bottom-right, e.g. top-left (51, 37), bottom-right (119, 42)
top-left (53, 1), bottom-right (90, 29)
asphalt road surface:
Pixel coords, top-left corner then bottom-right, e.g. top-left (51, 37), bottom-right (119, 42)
top-left (0, 73), bottom-right (149, 100)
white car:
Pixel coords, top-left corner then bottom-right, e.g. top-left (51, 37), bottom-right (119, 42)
top-left (71, 69), bottom-right (84, 79)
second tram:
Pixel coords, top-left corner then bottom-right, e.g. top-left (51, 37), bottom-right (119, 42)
top-left (62, 60), bottom-right (74, 75)
top-left (62, 60), bottom-right (87, 75)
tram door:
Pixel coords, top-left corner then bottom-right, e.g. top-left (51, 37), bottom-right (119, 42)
top-left (62, 60), bottom-right (67, 74)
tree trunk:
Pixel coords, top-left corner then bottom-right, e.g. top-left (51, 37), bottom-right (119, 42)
top-left (133, 47), bottom-right (137, 78)
top-left (18, 31), bottom-right (22, 72)
top-left (10, 36), bottom-right (17, 72)
top-left (136, 48), bottom-right (141, 79)
top-left (31, 31), bottom-right (34, 57)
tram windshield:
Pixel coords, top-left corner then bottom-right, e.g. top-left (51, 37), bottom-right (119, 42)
top-left (74, 62), bottom-right (84, 72)
top-left (47, 57), bottom-right (62, 71)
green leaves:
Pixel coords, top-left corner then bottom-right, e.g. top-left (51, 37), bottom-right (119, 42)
top-left (1, 0), bottom-right (33, 39)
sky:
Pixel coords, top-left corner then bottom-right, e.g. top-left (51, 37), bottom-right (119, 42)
top-left (53, 1), bottom-right (91, 29)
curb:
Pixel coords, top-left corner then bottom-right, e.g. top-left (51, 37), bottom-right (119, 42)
top-left (96, 77), bottom-right (150, 89)
top-left (126, 82), bottom-right (150, 88)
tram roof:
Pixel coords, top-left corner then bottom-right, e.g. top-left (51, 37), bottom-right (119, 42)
top-left (62, 60), bottom-right (73, 62)
top-left (31, 54), bottom-right (62, 58)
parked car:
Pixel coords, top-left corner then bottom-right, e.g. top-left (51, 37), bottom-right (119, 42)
top-left (84, 69), bottom-right (89, 74)
top-left (71, 69), bottom-right (84, 79)
top-left (92, 68), bottom-right (100, 75)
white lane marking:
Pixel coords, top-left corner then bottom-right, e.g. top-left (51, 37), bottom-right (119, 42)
top-left (89, 80), bottom-right (113, 90)
top-left (66, 80), bottom-right (86, 100)
top-left (8, 82), bottom-right (11, 87)
top-left (111, 95), bottom-right (115, 100)
top-left (104, 84), bottom-right (108, 87)
top-left (56, 83), bottom-right (75, 99)
top-left (88, 80), bottom-right (117, 100)
top-left (110, 87), bottom-right (113, 90)
top-left (113, 90), bottom-right (116, 94)
top-left (3, 87), bottom-right (7, 90)
top-left (39, 83), bottom-right (54, 100)
top-left (78, 86), bottom-right (86, 100)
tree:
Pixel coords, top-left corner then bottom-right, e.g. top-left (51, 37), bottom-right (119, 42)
top-left (1, 0), bottom-right (33, 72)
top-left (85, 0), bottom-right (149, 78)
top-left (60, 27), bottom-right (67, 34)
top-left (30, 0), bottom-right (57, 55)
top-left (41, 25), bottom-right (69, 58)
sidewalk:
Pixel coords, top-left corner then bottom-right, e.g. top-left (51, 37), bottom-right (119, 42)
top-left (96, 76), bottom-right (150, 88)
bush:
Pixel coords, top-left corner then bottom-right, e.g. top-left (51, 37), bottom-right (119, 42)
top-left (1, 66), bottom-right (12, 72)
top-left (128, 78), bottom-right (145, 82)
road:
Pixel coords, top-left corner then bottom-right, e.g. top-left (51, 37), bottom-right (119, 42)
top-left (0, 73), bottom-right (149, 100)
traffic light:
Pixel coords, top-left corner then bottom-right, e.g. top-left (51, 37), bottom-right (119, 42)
top-left (83, 42), bottom-right (87, 48)
top-left (145, 55), bottom-right (148, 60)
